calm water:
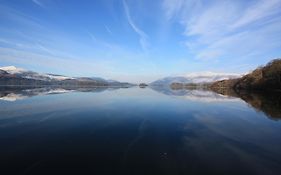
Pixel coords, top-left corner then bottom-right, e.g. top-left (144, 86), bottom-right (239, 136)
top-left (0, 87), bottom-right (281, 175)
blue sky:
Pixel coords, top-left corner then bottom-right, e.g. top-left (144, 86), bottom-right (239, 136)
top-left (0, 0), bottom-right (281, 83)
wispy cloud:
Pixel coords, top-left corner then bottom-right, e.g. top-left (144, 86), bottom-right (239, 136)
top-left (162, 0), bottom-right (185, 20)
top-left (105, 25), bottom-right (113, 35)
top-left (88, 32), bottom-right (97, 41)
top-left (1, 0), bottom-right (280, 81)
top-left (231, 0), bottom-right (281, 29)
top-left (32, 0), bottom-right (44, 8)
top-left (123, 0), bottom-right (149, 51)
top-left (87, 31), bottom-right (118, 50)
top-left (0, 5), bottom-right (43, 29)
top-left (0, 47), bottom-right (115, 77)
top-left (162, 0), bottom-right (281, 64)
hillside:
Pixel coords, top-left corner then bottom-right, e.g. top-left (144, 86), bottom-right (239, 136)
top-left (211, 59), bottom-right (281, 91)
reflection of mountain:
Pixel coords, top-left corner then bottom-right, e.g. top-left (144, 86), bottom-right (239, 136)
top-left (150, 86), bottom-right (239, 102)
top-left (0, 66), bottom-right (134, 87)
top-left (181, 90), bottom-right (240, 103)
top-left (0, 86), bottom-right (122, 101)
top-left (152, 86), bottom-right (281, 120)
top-left (150, 85), bottom-right (191, 96)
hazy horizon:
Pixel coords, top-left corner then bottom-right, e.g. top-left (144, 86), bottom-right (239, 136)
top-left (0, 0), bottom-right (281, 83)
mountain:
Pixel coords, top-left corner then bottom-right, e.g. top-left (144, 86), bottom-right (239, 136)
top-left (0, 69), bottom-right (8, 75)
top-left (150, 72), bottom-right (241, 86)
top-left (0, 66), bottom-right (133, 87)
top-left (0, 66), bottom-right (74, 81)
top-left (211, 59), bottom-right (281, 91)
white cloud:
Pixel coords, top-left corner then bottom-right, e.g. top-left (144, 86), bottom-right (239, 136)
top-left (162, 0), bottom-right (185, 20)
top-left (162, 0), bottom-right (281, 61)
top-left (123, 0), bottom-right (149, 51)
top-left (231, 0), bottom-right (281, 29)
top-left (0, 5), bottom-right (43, 29)
top-left (88, 32), bottom-right (97, 41)
top-left (184, 1), bottom-right (238, 38)
top-left (105, 25), bottom-right (113, 35)
top-left (32, 0), bottom-right (44, 7)
top-left (196, 20), bottom-right (281, 61)
top-left (0, 47), bottom-right (115, 78)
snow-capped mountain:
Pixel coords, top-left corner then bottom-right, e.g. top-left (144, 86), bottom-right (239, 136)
top-left (150, 72), bottom-right (241, 86)
top-left (0, 66), bottom-right (73, 81)
top-left (0, 66), bottom-right (25, 74)
top-left (0, 69), bottom-right (8, 75)
top-left (0, 66), bottom-right (133, 87)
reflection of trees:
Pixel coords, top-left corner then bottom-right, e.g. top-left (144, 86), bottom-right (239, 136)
top-left (152, 85), bottom-right (281, 120)
top-left (213, 88), bottom-right (281, 120)
top-left (238, 92), bottom-right (281, 120)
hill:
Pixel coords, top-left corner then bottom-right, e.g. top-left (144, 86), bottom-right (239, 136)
top-left (211, 59), bottom-right (281, 91)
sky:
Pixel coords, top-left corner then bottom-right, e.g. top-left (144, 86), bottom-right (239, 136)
top-left (0, 0), bottom-right (281, 83)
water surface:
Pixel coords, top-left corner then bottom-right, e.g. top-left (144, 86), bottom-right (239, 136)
top-left (0, 87), bottom-right (281, 175)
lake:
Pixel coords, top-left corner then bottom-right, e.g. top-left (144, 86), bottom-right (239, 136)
top-left (0, 86), bottom-right (281, 175)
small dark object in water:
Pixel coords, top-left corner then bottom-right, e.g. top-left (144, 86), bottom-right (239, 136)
top-left (139, 83), bottom-right (148, 88)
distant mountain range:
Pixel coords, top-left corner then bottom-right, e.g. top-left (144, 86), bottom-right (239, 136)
top-left (2, 59), bottom-right (279, 90)
top-left (0, 66), bottom-right (133, 87)
top-left (150, 72), bottom-right (241, 86)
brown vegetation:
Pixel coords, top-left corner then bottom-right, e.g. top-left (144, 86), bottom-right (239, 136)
top-left (211, 58), bottom-right (281, 91)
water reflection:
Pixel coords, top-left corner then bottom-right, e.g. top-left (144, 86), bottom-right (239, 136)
top-left (0, 86), bottom-right (281, 174)
top-left (151, 86), bottom-right (281, 120)
top-left (150, 85), bottom-right (239, 102)
top-left (0, 86), bottom-right (121, 101)
top-left (210, 88), bottom-right (281, 120)
top-left (1, 86), bottom-right (281, 121)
